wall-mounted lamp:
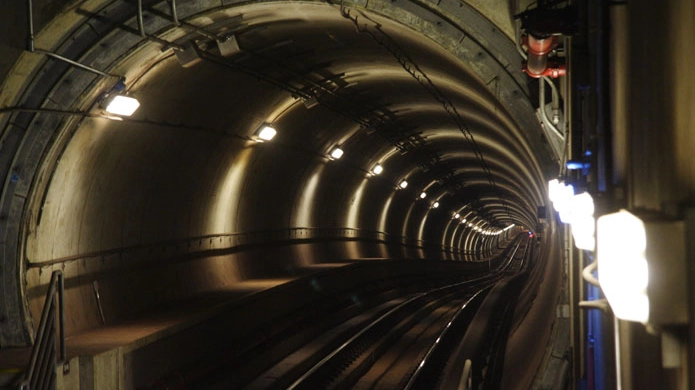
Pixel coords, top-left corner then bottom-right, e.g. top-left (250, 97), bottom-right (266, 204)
top-left (371, 164), bottom-right (383, 175)
top-left (549, 179), bottom-right (596, 250)
top-left (253, 125), bottom-right (277, 142)
top-left (104, 95), bottom-right (140, 117)
top-left (454, 213), bottom-right (460, 219)
top-left (330, 147), bottom-right (344, 160)
top-left (398, 180), bottom-right (408, 189)
top-left (568, 192), bottom-right (595, 250)
top-left (548, 179), bottom-right (575, 223)
top-left (597, 210), bottom-right (687, 327)
top-left (432, 201), bottom-right (440, 209)
top-left (419, 192), bottom-right (427, 199)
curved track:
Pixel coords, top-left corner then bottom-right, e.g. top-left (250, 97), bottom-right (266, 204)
top-left (182, 236), bottom-right (532, 390)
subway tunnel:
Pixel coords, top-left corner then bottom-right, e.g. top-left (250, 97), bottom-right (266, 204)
top-left (1, 0), bottom-right (563, 387)
top-left (3, 0), bottom-right (694, 389)
top-left (0, 0), bottom-right (557, 386)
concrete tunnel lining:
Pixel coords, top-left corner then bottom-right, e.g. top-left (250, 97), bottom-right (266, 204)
top-left (0, 0), bottom-right (553, 365)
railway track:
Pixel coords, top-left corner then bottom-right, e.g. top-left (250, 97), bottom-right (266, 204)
top-left (283, 279), bottom-right (492, 390)
top-left (249, 238), bottom-right (528, 389)
top-left (176, 236), bottom-right (531, 390)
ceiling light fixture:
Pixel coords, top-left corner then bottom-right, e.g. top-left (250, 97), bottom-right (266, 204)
top-left (419, 192), bottom-right (427, 199)
top-left (253, 125), bottom-right (277, 142)
top-left (372, 164), bottom-right (383, 175)
top-left (399, 180), bottom-right (408, 189)
top-left (330, 147), bottom-right (344, 160)
top-left (104, 95), bottom-right (140, 116)
top-left (432, 201), bottom-right (440, 209)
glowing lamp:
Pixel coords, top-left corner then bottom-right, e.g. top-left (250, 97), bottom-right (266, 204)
top-left (568, 192), bottom-right (596, 250)
top-left (567, 160), bottom-right (590, 170)
top-left (105, 95), bottom-right (140, 116)
top-left (330, 147), bottom-right (344, 160)
top-left (597, 210), bottom-right (687, 326)
top-left (420, 192), bottom-right (427, 199)
top-left (372, 164), bottom-right (383, 175)
top-left (548, 179), bottom-right (575, 223)
top-left (432, 201), bottom-right (440, 209)
top-left (399, 180), bottom-right (408, 189)
top-left (254, 126), bottom-right (277, 142)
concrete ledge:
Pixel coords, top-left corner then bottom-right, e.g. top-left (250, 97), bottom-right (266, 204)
top-left (41, 259), bottom-right (484, 389)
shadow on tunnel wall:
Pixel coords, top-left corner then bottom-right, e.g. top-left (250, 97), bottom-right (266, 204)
top-left (0, 0), bottom-right (547, 347)
top-left (26, 228), bottom-right (511, 337)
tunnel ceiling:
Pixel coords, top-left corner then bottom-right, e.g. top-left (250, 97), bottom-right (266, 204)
top-left (2, 0), bottom-right (555, 274)
top-left (0, 0), bottom-right (555, 344)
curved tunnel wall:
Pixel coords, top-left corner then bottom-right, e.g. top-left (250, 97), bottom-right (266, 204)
top-left (0, 0), bottom-right (552, 345)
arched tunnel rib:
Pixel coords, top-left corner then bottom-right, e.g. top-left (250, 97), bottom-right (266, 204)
top-left (0, 0), bottom-right (559, 388)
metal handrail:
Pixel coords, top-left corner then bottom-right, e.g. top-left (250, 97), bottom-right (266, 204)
top-left (19, 270), bottom-right (67, 390)
top-left (25, 227), bottom-right (494, 269)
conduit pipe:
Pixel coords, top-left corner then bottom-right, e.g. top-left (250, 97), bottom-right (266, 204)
top-left (26, 0), bottom-right (34, 52)
top-left (523, 35), bottom-right (566, 78)
top-left (547, 75), bottom-right (561, 124)
top-left (578, 258), bottom-right (609, 311)
top-left (137, 0), bottom-right (146, 37)
top-left (35, 49), bottom-right (120, 79)
top-left (515, 19), bottom-right (528, 60)
top-left (539, 76), bottom-right (565, 141)
top-left (526, 35), bottom-right (554, 75)
top-left (25, 0), bottom-right (122, 79)
top-left (169, 0), bottom-right (180, 26)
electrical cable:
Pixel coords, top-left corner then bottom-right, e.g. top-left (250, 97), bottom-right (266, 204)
top-left (340, 3), bottom-right (510, 222)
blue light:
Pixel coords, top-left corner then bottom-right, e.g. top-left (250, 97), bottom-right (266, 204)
top-left (113, 79), bottom-right (126, 92)
top-left (566, 161), bottom-right (590, 170)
